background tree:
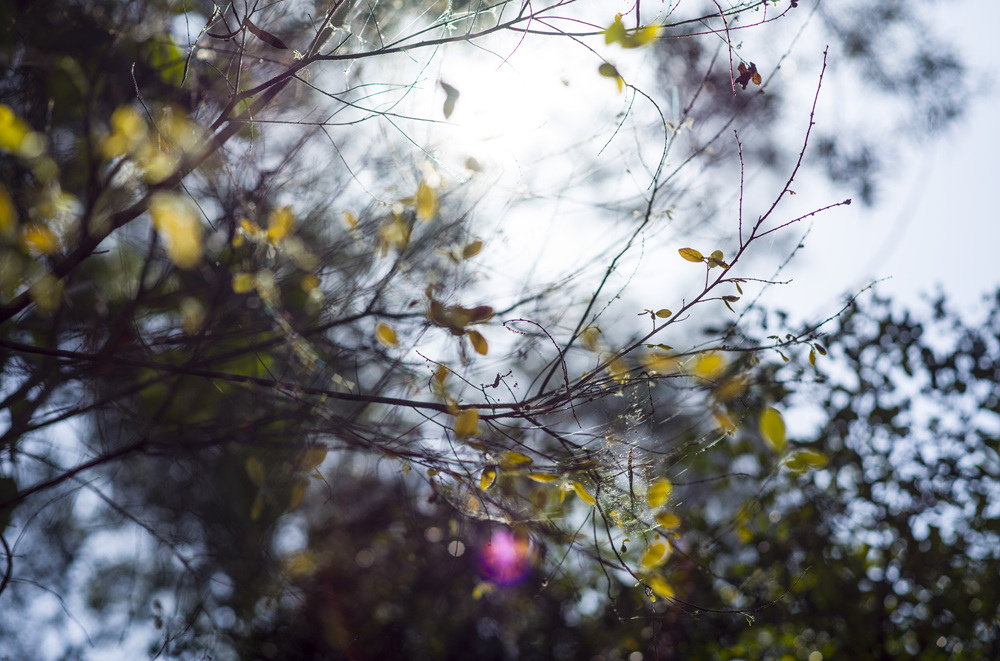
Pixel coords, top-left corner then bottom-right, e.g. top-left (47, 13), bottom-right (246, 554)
top-left (0, 1), bottom-right (979, 658)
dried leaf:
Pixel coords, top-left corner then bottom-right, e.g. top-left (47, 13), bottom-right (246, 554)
top-left (440, 81), bottom-right (460, 119)
top-left (245, 17), bottom-right (288, 49)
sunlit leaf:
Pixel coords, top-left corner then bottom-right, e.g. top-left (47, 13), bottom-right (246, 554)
top-left (640, 540), bottom-right (671, 568)
top-left (759, 407), bottom-right (787, 453)
top-left (678, 247), bottom-right (704, 262)
top-left (467, 329), bottom-right (488, 356)
top-left (21, 224), bottom-right (59, 255)
top-left (102, 105), bottom-right (147, 158)
top-left (528, 473), bottom-right (558, 483)
top-left (691, 351), bottom-right (726, 380)
top-left (647, 478), bottom-right (672, 508)
top-left (655, 512), bottom-right (681, 530)
top-left (707, 249), bottom-right (730, 269)
top-left (232, 272), bottom-right (254, 294)
top-left (604, 16), bottom-right (627, 45)
top-left (572, 481), bottom-right (596, 505)
top-left (646, 576), bottom-right (675, 600)
top-left (480, 467), bottom-right (497, 491)
top-left (266, 206), bottom-right (295, 243)
top-left (500, 451), bottom-right (533, 468)
top-left (415, 182), bottom-right (439, 221)
top-left (149, 193), bottom-right (203, 269)
top-left (245, 456), bottom-right (266, 487)
top-left (375, 322), bottom-right (398, 347)
top-left (784, 448), bottom-right (829, 474)
top-left (454, 408), bottom-right (480, 439)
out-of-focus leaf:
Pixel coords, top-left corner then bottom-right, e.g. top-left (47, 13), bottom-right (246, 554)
top-left (647, 478), bottom-right (672, 508)
top-left (655, 512), bottom-right (681, 530)
top-left (468, 329), bottom-right (488, 356)
top-left (454, 409), bottom-right (480, 439)
top-left (415, 182), bottom-right (439, 221)
top-left (480, 467), bottom-right (497, 491)
top-left (440, 81), bottom-right (460, 119)
top-left (640, 540), bottom-right (671, 568)
top-left (245, 456), bottom-right (266, 487)
top-left (759, 407), bottom-right (787, 453)
top-left (646, 576), bottom-right (675, 600)
top-left (375, 322), bottom-right (398, 347)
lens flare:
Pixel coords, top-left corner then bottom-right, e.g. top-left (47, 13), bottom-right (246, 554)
top-left (478, 529), bottom-right (534, 586)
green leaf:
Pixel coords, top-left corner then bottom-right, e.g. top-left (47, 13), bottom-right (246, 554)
top-left (759, 407), bottom-right (787, 453)
top-left (678, 248), bottom-right (704, 262)
top-left (440, 81), bottom-right (460, 119)
top-left (784, 448), bottom-right (829, 474)
top-left (245, 456), bottom-right (266, 487)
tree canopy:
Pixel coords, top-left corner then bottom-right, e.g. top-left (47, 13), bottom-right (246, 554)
top-left (0, 1), bottom-right (991, 659)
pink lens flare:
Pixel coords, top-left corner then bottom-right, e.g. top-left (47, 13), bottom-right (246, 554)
top-left (478, 529), bottom-right (535, 586)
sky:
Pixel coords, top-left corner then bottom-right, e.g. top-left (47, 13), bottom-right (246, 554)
top-left (773, 0), bottom-right (1000, 323)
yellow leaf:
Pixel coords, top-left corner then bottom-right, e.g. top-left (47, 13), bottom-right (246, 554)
top-left (245, 456), bottom-right (266, 487)
top-left (454, 408), bottom-right (480, 439)
top-left (266, 206), bottom-right (295, 243)
top-left (784, 448), bottom-right (829, 474)
top-left (286, 550), bottom-right (317, 578)
top-left (655, 512), bottom-right (681, 530)
top-left (0, 103), bottom-right (44, 158)
top-left (646, 576), bottom-right (675, 600)
top-left (655, 309), bottom-right (672, 318)
top-left (28, 273), bottom-right (62, 312)
top-left (232, 272), bottom-right (255, 294)
top-left (249, 494), bottom-right (264, 521)
top-left (467, 329), bottom-right (488, 356)
top-left (21, 224), bottom-right (59, 255)
top-left (691, 351), bottom-right (726, 380)
top-left (529, 473), bottom-right (558, 484)
top-left (375, 322), bottom-right (398, 347)
top-left (604, 16), bottom-right (627, 45)
top-left (415, 182), bottom-right (439, 222)
top-left (647, 478), bottom-right (672, 508)
top-left (759, 407), bottom-right (787, 453)
top-left (572, 481), bottom-right (596, 506)
top-left (480, 467), bottom-right (497, 491)
top-left (102, 105), bottom-right (147, 158)
top-left (678, 247), bottom-right (704, 262)
top-left (500, 451), bottom-right (533, 468)
top-left (640, 540), bottom-right (671, 568)
top-left (0, 185), bottom-right (16, 239)
top-left (149, 193), bottom-right (203, 269)
top-left (300, 446), bottom-right (327, 471)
